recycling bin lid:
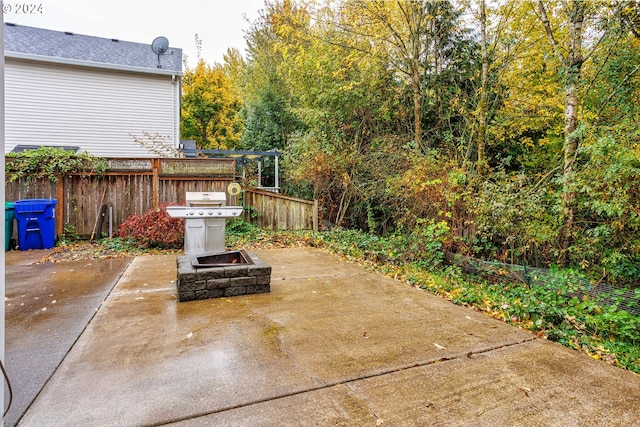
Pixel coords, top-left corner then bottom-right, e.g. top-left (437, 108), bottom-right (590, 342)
top-left (14, 199), bottom-right (57, 213)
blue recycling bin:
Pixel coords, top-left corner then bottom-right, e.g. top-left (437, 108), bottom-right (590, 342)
top-left (5, 202), bottom-right (15, 251)
top-left (14, 199), bottom-right (57, 250)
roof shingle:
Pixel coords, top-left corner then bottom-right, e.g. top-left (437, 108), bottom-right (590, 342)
top-left (4, 23), bottom-right (182, 74)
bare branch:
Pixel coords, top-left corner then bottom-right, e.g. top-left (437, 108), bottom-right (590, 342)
top-left (536, 0), bottom-right (565, 63)
top-left (130, 132), bottom-right (182, 158)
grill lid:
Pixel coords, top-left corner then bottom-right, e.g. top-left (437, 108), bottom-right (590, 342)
top-left (185, 192), bottom-right (226, 207)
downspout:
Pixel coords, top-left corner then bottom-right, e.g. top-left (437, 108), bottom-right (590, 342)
top-left (1, 3), bottom-right (7, 419)
top-left (172, 74), bottom-right (179, 151)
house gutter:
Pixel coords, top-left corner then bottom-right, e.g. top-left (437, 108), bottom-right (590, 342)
top-left (5, 51), bottom-right (183, 77)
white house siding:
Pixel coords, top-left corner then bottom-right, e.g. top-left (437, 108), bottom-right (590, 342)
top-left (4, 58), bottom-right (180, 157)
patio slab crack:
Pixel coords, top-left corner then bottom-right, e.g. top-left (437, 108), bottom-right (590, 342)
top-left (151, 335), bottom-right (539, 426)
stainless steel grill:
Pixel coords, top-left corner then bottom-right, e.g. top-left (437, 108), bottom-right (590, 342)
top-left (166, 192), bottom-right (242, 255)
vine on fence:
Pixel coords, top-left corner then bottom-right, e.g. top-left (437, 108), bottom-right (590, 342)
top-left (5, 147), bottom-right (108, 183)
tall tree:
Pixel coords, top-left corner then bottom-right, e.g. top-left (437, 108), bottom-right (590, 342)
top-left (181, 59), bottom-right (243, 149)
top-left (346, 0), bottom-right (461, 150)
top-left (477, 0), bottom-right (489, 176)
top-left (241, 0), bottom-right (305, 151)
top-left (536, 0), bottom-right (589, 261)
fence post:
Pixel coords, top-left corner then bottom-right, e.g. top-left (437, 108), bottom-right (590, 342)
top-left (56, 174), bottom-right (64, 237)
top-left (152, 158), bottom-right (160, 209)
top-left (313, 199), bottom-right (319, 232)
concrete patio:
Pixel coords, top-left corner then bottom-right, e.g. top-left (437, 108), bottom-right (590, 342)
top-left (5, 248), bottom-right (640, 426)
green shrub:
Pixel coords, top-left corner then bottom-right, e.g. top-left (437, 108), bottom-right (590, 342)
top-left (314, 219), bottom-right (449, 269)
top-left (60, 223), bottom-right (80, 244)
top-left (572, 136), bottom-right (640, 285)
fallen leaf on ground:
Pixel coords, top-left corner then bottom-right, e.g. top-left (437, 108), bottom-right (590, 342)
top-left (520, 386), bottom-right (532, 397)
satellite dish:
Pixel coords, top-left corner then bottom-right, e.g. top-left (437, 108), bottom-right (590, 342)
top-left (151, 36), bottom-right (169, 55)
top-left (151, 36), bottom-right (169, 68)
top-left (227, 183), bottom-right (242, 196)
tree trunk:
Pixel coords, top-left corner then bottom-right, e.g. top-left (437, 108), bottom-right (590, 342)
top-left (412, 70), bottom-right (422, 148)
top-left (560, 75), bottom-right (580, 259)
top-left (537, 0), bottom-right (584, 265)
top-left (559, 1), bottom-right (584, 264)
top-left (199, 119), bottom-right (210, 148)
top-left (477, 0), bottom-right (488, 176)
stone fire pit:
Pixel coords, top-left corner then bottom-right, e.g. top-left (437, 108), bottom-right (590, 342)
top-left (176, 250), bottom-right (271, 302)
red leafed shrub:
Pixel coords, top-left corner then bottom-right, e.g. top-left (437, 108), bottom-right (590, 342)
top-left (117, 203), bottom-right (184, 248)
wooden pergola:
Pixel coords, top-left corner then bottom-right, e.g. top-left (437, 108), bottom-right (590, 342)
top-left (180, 143), bottom-right (282, 193)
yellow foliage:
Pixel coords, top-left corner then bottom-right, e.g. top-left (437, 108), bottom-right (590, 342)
top-left (181, 60), bottom-right (243, 149)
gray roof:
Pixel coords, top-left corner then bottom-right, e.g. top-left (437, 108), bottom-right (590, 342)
top-left (4, 23), bottom-right (182, 75)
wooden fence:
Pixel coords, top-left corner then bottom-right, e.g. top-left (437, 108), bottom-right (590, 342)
top-left (242, 188), bottom-right (318, 232)
top-left (5, 158), bottom-right (319, 238)
top-left (5, 158), bottom-right (238, 238)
